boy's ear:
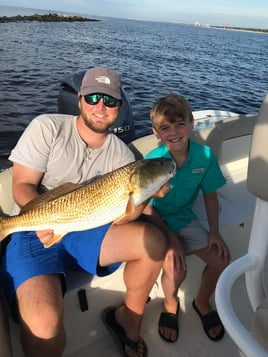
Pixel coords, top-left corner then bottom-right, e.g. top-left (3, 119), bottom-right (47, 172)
top-left (153, 127), bottom-right (160, 139)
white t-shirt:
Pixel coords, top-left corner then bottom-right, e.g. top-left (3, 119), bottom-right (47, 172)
top-left (9, 114), bottom-right (135, 191)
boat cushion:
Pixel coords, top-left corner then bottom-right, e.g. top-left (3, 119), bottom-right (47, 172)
top-left (247, 93), bottom-right (268, 201)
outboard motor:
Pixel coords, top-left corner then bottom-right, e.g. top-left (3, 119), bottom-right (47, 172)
top-left (58, 69), bottom-right (136, 144)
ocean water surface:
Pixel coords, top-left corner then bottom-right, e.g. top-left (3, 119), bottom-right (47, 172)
top-left (0, 5), bottom-right (268, 169)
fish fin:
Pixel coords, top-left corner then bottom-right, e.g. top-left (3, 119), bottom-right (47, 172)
top-left (0, 214), bottom-right (12, 241)
top-left (43, 233), bottom-right (66, 248)
top-left (113, 214), bottom-right (126, 224)
top-left (20, 183), bottom-right (82, 214)
top-left (125, 193), bottom-right (136, 216)
top-left (0, 227), bottom-right (12, 241)
top-left (0, 232), bottom-right (13, 241)
top-left (112, 194), bottom-right (136, 224)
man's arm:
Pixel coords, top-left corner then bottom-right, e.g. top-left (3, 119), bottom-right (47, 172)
top-left (12, 162), bottom-right (44, 207)
top-left (12, 162), bottom-right (54, 244)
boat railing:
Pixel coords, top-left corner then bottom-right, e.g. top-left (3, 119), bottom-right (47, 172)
top-left (215, 93), bottom-right (268, 357)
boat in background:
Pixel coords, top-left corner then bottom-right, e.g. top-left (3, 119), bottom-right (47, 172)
top-left (0, 73), bottom-right (267, 356)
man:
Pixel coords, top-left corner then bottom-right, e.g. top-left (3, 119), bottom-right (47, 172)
top-left (0, 67), bottom-right (167, 357)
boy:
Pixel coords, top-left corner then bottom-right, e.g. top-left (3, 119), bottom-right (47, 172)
top-left (143, 93), bottom-right (230, 343)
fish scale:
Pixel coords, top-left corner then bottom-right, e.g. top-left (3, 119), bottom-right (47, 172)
top-left (0, 158), bottom-right (176, 247)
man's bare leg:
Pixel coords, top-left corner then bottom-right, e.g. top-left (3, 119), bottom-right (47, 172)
top-left (16, 274), bottom-right (65, 357)
top-left (100, 221), bottom-right (167, 356)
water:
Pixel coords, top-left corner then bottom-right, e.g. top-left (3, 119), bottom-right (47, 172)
top-left (1, 6), bottom-right (268, 169)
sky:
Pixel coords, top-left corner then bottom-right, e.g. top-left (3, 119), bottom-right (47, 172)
top-left (1, 0), bottom-right (268, 29)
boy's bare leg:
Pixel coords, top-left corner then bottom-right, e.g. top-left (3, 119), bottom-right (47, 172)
top-left (194, 247), bottom-right (229, 339)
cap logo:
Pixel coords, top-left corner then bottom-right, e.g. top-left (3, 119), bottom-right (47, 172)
top-left (95, 76), bottom-right (111, 84)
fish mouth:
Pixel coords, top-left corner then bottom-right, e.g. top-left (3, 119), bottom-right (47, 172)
top-left (169, 160), bottom-right (177, 177)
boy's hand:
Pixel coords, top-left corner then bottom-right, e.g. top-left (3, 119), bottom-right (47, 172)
top-left (208, 233), bottom-right (231, 262)
top-left (152, 182), bottom-right (170, 198)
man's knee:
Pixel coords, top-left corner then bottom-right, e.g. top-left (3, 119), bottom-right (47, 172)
top-left (20, 306), bottom-right (63, 339)
top-left (143, 222), bottom-right (167, 261)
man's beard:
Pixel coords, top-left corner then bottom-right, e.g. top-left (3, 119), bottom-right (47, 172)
top-left (81, 113), bottom-right (112, 134)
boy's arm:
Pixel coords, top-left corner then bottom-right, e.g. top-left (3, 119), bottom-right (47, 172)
top-left (203, 191), bottom-right (230, 261)
top-left (143, 203), bottom-right (187, 272)
top-left (203, 191), bottom-right (220, 235)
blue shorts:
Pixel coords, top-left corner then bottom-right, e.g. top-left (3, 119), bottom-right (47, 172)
top-left (0, 223), bottom-right (121, 315)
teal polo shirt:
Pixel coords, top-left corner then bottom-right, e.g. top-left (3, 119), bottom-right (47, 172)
top-left (145, 139), bottom-right (226, 233)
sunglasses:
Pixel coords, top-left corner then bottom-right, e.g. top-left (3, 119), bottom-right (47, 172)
top-left (83, 93), bottom-right (120, 108)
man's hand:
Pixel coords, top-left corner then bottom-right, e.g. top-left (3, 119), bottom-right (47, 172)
top-left (36, 230), bottom-right (54, 246)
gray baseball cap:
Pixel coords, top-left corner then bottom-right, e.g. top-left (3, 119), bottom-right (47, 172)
top-left (80, 67), bottom-right (122, 99)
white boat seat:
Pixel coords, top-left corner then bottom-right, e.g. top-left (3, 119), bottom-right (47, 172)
top-left (128, 134), bottom-right (160, 159)
top-left (215, 93), bottom-right (268, 357)
top-left (251, 296), bottom-right (268, 351)
top-left (215, 115), bottom-right (257, 174)
top-left (0, 167), bottom-right (13, 215)
top-left (215, 114), bottom-right (256, 141)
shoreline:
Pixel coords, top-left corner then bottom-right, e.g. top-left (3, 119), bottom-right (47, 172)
top-left (211, 25), bottom-right (268, 34)
top-left (0, 13), bottom-right (99, 23)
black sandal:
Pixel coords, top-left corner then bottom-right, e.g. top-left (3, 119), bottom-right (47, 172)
top-left (158, 302), bottom-right (180, 342)
top-left (192, 299), bottom-right (224, 341)
top-left (102, 306), bottom-right (148, 356)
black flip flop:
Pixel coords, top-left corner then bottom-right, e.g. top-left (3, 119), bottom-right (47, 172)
top-left (192, 299), bottom-right (224, 341)
top-left (102, 306), bottom-right (148, 356)
top-left (158, 303), bottom-right (179, 343)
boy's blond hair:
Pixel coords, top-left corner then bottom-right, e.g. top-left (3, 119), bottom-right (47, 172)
top-left (150, 93), bottom-right (194, 127)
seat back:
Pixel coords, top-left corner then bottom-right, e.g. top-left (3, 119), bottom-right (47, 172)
top-left (247, 93), bottom-right (268, 200)
top-left (215, 93), bottom-right (268, 356)
top-left (0, 167), bottom-right (13, 215)
top-left (246, 94), bottom-right (268, 352)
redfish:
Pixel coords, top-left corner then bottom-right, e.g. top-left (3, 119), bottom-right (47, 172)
top-left (0, 158), bottom-right (176, 247)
